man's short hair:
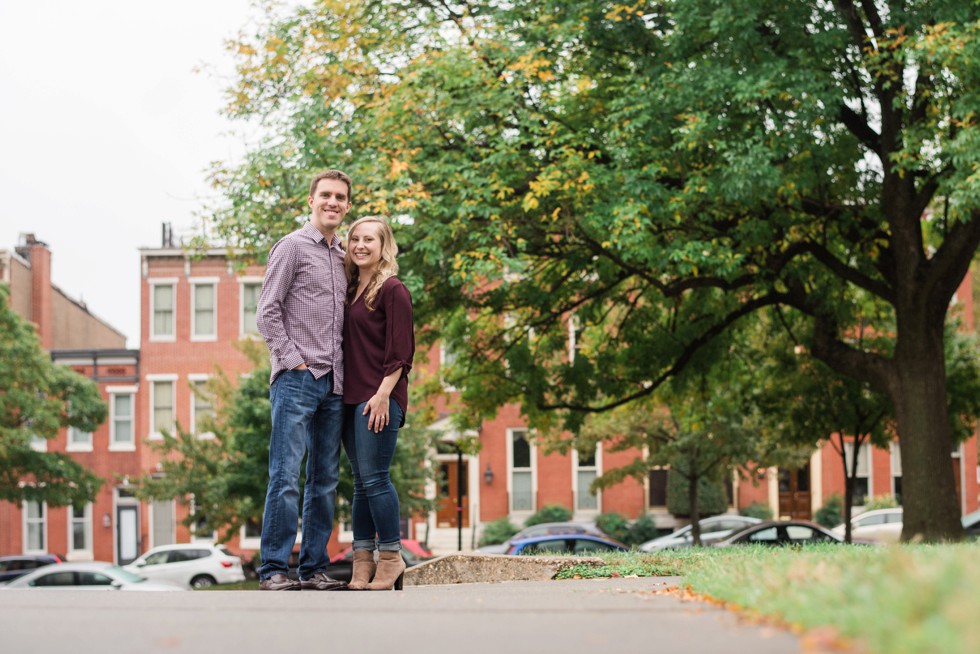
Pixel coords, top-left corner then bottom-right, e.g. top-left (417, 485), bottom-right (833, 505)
top-left (309, 169), bottom-right (353, 202)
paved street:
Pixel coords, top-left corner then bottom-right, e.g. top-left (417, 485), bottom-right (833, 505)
top-left (0, 577), bottom-right (803, 654)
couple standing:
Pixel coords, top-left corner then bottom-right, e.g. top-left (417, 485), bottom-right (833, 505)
top-left (254, 169), bottom-right (415, 591)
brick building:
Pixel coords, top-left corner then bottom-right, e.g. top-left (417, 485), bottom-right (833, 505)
top-left (0, 234), bottom-right (140, 563)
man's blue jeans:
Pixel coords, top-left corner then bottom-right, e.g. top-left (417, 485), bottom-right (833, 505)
top-left (258, 370), bottom-right (343, 581)
top-left (342, 400), bottom-right (403, 552)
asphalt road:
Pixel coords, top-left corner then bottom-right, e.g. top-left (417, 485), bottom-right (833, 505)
top-left (0, 577), bottom-right (803, 654)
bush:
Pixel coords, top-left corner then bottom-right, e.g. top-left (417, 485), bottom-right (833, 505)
top-left (523, 504), bottom-right (573, 527)
top-left (479, 518), bottom-right (519, 546)
top-left (596, 512), bottom-right (630, 543)
top-left (815, 494), bottom-right (844, 528)
top-left (626, 514), bottom-right (661, 546)
top-left (739, 502), bottom-right (773, 520)
top-left (864, 494), bottom-right (899, 511)
top-left (665, 464), bottom-right (729, 517)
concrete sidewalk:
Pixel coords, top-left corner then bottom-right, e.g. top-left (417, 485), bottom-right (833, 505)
top-left (0, 577), bottom-right (804, 654)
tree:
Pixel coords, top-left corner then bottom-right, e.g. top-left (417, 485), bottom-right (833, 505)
top-left (135, 343), bottom-right (437, 542)
top-left (212, 1), bottom-right (980, 541)
top-left (0, 286), bottom-right (106, 506)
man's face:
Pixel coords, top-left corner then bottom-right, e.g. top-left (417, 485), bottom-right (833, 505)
top-left (307, 178), bottom-right (351, 235)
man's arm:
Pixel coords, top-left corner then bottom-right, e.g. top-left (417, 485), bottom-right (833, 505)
top-left (256, 238), bottom-right (306, 371)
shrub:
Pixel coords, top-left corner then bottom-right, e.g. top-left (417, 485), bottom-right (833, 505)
top-left (864, 494), bottom-right (899, 511)
top-left (815, 494), bottom-right (844, 528)
top-left (479, 518), bottom-right (519, 546)
top-left (596, 512), bottom-right (630, 543)
top-left (740, 502), bottom-right (773, 520)
top-left (626, 514), bottom-right (661, 546)
top-left (523, 504), bottom-right (573, 527)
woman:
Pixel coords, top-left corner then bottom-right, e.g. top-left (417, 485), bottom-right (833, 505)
top-left (341, 216), bottom-right (415, 590)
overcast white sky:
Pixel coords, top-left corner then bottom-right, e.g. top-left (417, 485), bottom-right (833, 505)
top-left (1, 1), bottom-right (268, 348)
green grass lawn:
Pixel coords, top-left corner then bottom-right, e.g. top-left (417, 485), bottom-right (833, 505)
top-left (563, 544), bottom-right (980, 654)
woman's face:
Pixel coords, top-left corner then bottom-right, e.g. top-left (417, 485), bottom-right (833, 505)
top-left (348, 222), bottom-right (383, 273)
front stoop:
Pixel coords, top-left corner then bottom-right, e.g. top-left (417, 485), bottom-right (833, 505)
top-left (405, 553), bottom-right (605, 586)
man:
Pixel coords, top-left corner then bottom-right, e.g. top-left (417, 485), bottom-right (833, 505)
top-left (255, 170), bottom-right (352, 590)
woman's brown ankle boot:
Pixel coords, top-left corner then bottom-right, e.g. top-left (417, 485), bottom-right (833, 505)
top-left (366, 550), bottom-right (405, 591)
top-left (348, 550), bottom-right (376, 590)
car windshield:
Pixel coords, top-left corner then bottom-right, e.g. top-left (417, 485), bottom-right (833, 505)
top-left (108, 566), bottom-right (147, 583)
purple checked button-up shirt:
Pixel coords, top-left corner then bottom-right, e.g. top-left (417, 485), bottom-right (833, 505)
top-left (256, 221), bottom-right (346, 393)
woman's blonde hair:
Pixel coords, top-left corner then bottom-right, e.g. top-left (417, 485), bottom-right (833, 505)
top-left (344, 216), bottom-right (399, 311)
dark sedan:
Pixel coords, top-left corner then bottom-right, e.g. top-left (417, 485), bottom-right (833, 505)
top-left (712, 520), bottom-right (847, 547)
top-left (506, 534), bottom-right (628, 555)
top-left (0, 554), bottom-right (64, 585)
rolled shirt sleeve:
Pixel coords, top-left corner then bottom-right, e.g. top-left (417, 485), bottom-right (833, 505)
top-left (383, 281), bottom-right (415, 379)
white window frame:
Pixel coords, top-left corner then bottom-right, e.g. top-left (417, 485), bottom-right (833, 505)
top-left (507, 428), bottom-right (537, 515)
top-left (108, 385), bottom-right (138, 452)
top-left (188, 374), bottom-right (216, 439)
top-left (147, 374), bottom-right (178, 441)
top-left (149, 278), bottom-right (177, 342)
top-left (23, 500), bottom-right (47, 554)
top-left (572, 446), bottom-right (602, 515)
top-left (68, 503), bottom-right (93, 559)
top-left (890, 441), bottom-right (902, 498)
top-left (66, 425), bottom-right (93, 452)
top-left (239, 277), bottom-right (263, 338)
top-left (190, 277), bottom-right (219, 341)
top-left (240, 517), bottom-right (262, 551)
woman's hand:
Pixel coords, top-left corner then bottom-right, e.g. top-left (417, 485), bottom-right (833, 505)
top-left (363, 393), bottom-right (390, 433)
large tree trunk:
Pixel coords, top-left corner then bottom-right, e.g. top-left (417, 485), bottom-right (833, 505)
top-left (889, 323), bottom-right (962, 542)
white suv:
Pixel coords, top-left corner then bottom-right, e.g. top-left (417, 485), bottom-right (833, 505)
top-left (124, 543), bottom-right (245, 589)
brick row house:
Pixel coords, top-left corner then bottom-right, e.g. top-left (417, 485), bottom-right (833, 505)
top-left (2, 232), bottom-right (978, 563)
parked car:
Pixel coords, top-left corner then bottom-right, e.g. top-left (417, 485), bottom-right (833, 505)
top-left (123, 543), bottom-right (245, 588)
top-left (639, 515), bottom-right (762, 552)
top-left (477, 522), bottom-right (608, 554)
top-left (713, 520), bottom-right (848, 547)
top-left (399, 539), bottom-right (434, 559)
top-left (831, 507), bottom-right (903, 544)
top-left (4, 562), bottom-right (181, 591)
top-left (0, 554), bottom-right (64, 585)
top-left (962, 509), bottom-right (980, 539)
top-left (506, 533), bottom-right (628, 555)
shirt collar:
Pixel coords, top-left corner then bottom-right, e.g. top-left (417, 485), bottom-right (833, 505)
top-left (302, 220), bottom-right (343, 251)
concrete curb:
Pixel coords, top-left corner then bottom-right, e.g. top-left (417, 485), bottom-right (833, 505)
top-left (405, 553), bottom-right (605, 586)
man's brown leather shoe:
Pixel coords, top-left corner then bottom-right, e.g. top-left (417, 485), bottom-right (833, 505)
top-left (300, 571), bottom-right (348, 591)
top-left (259, 573), bottom-right (301, 591)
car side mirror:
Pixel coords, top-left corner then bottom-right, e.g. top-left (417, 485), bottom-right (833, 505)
top-left (111, 580), bottom-right (123, 590)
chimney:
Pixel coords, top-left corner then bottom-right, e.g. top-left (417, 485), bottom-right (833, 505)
top-left (26, 236), bottom-right (53, 349)
top-left (162, 223), bottom-right (174, 248)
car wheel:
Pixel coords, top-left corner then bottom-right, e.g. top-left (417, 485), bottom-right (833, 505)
top-left (191, 575), bottom-right (216, 589)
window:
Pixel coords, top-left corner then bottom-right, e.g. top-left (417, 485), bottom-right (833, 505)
top-left (108, 387), bottom-right (136, 450)
top-left (191, 279), bottom-right (218, 340)
top-left (649, 468), bottom-right (668, 507)
top-left (149, 377), bottom-right (177, 439)
top-left (843, 441), bottom-right (871, 506)
top-left (786, 525), bottom-right (833, 543)
top-left (190, 377), bottom-right (215, 438)
top-left (440, 341), bottom-right (461, 391)
top-left (890, 442), bottom-right (902, 505)
top-left (69, 504), bottom-right (92, 554)
top-left (29, 432), bottom-right (47, 452)
top-left (240, 280), bottom-right (262, 337)
top-left (746, 526), bottom-right (779, 543)
top-left (67, 426), bottom-right (93, 452)
top-left (509, 429), bottom-right (535, 512)
top-left (574, 447), bottom-right (599, 512)
top-left (151, 500), bottom-right (175, 548)
top-left (150, 281), bottom-right (176, 340)
top-left (23, 500), bottom-right (46, 553)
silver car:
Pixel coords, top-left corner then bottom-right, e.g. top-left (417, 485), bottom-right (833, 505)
top-left (639, 515), bottom-right (762, 551)
top-left (124, 543), bottom-right (245, 588)
top-left (4, 561), bottom-right (181, 591)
